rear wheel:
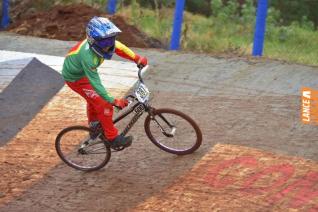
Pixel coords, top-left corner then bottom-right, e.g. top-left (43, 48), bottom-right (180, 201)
top-left (144, 108), bottom-right (202, 155)
top-left (55, 126), bottom-right (111, 171)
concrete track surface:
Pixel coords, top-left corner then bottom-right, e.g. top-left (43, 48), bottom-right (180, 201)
top-left (0, 33), bottom-right (318, 211)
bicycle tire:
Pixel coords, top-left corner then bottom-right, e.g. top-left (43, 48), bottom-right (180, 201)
top-left (144, 108), bottom-right (202, 155)
top-left (55, 126), bottom-right (111, 171)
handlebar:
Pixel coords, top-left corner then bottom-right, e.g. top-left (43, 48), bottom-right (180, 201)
top-left (117, 65), bottom-right (149, 110)
top-left (138, 65), bottom-right (149, 84)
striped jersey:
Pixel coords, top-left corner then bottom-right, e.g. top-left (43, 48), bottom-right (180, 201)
top-left (62, 39), bottom-right (138, 103)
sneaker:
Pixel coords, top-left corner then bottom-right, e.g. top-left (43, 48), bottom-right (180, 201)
top-left (110, 135), bottom-right (133, 148)
top-left (89, 121), bottom-right (101, 139)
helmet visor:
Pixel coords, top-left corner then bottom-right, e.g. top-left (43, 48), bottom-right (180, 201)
top-left (96, 36), bottom-right (116, 48)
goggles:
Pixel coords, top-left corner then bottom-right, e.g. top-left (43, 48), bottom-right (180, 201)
top-left (96, 36), bottom-right (116, 48)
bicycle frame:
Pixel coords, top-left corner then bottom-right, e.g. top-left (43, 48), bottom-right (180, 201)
top-left (113, 100), bottom-right (151, 136)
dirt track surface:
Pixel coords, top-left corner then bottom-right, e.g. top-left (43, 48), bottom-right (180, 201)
top-left (135, 144), bottom-right (318, 211)
top-left (0, 33), bottom-right (318, 211)
top-left (8, 3), bottom-right (163, 48)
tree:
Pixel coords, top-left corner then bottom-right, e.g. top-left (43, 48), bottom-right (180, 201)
top-left (269, 0), bottom-right (318, 27)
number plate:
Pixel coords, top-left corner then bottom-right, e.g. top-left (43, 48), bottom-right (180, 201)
top-left (134, 104), bottom-right (145, 114)
top-left (135, 83), bottom-right (150, 103)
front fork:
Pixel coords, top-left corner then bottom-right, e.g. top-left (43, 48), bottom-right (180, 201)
top-left (148, 107), bottom-right (176, 138)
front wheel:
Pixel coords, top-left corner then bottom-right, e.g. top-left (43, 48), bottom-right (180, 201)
top-left (144, 108), bottom-right (202, 155)
top-left (55, 126), bottom-right (111, 171)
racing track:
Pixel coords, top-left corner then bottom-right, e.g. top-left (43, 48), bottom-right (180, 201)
top-left (0, 33), bottom-right (318, 211)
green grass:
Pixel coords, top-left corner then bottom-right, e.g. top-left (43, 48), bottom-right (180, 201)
top-left (265, 25), bottom-right (318, 65)
top-left (117, 6), bottom-right (318, 66)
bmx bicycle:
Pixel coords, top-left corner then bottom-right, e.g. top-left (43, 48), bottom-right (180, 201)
top-left (55, 66), bottom-right (202, 171)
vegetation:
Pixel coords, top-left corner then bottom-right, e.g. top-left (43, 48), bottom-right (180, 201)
top-left (116, 0), bottom-right (318, 66)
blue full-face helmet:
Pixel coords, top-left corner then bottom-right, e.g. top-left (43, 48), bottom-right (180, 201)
top-left (86, 16), bottom-right (121, 59)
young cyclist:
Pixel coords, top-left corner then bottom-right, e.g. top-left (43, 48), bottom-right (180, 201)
top-left (62, 16), bottom-right (148, 148)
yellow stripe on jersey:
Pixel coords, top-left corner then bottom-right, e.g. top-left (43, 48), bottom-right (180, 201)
top-left (67, 39), bottom-right (87, 56)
